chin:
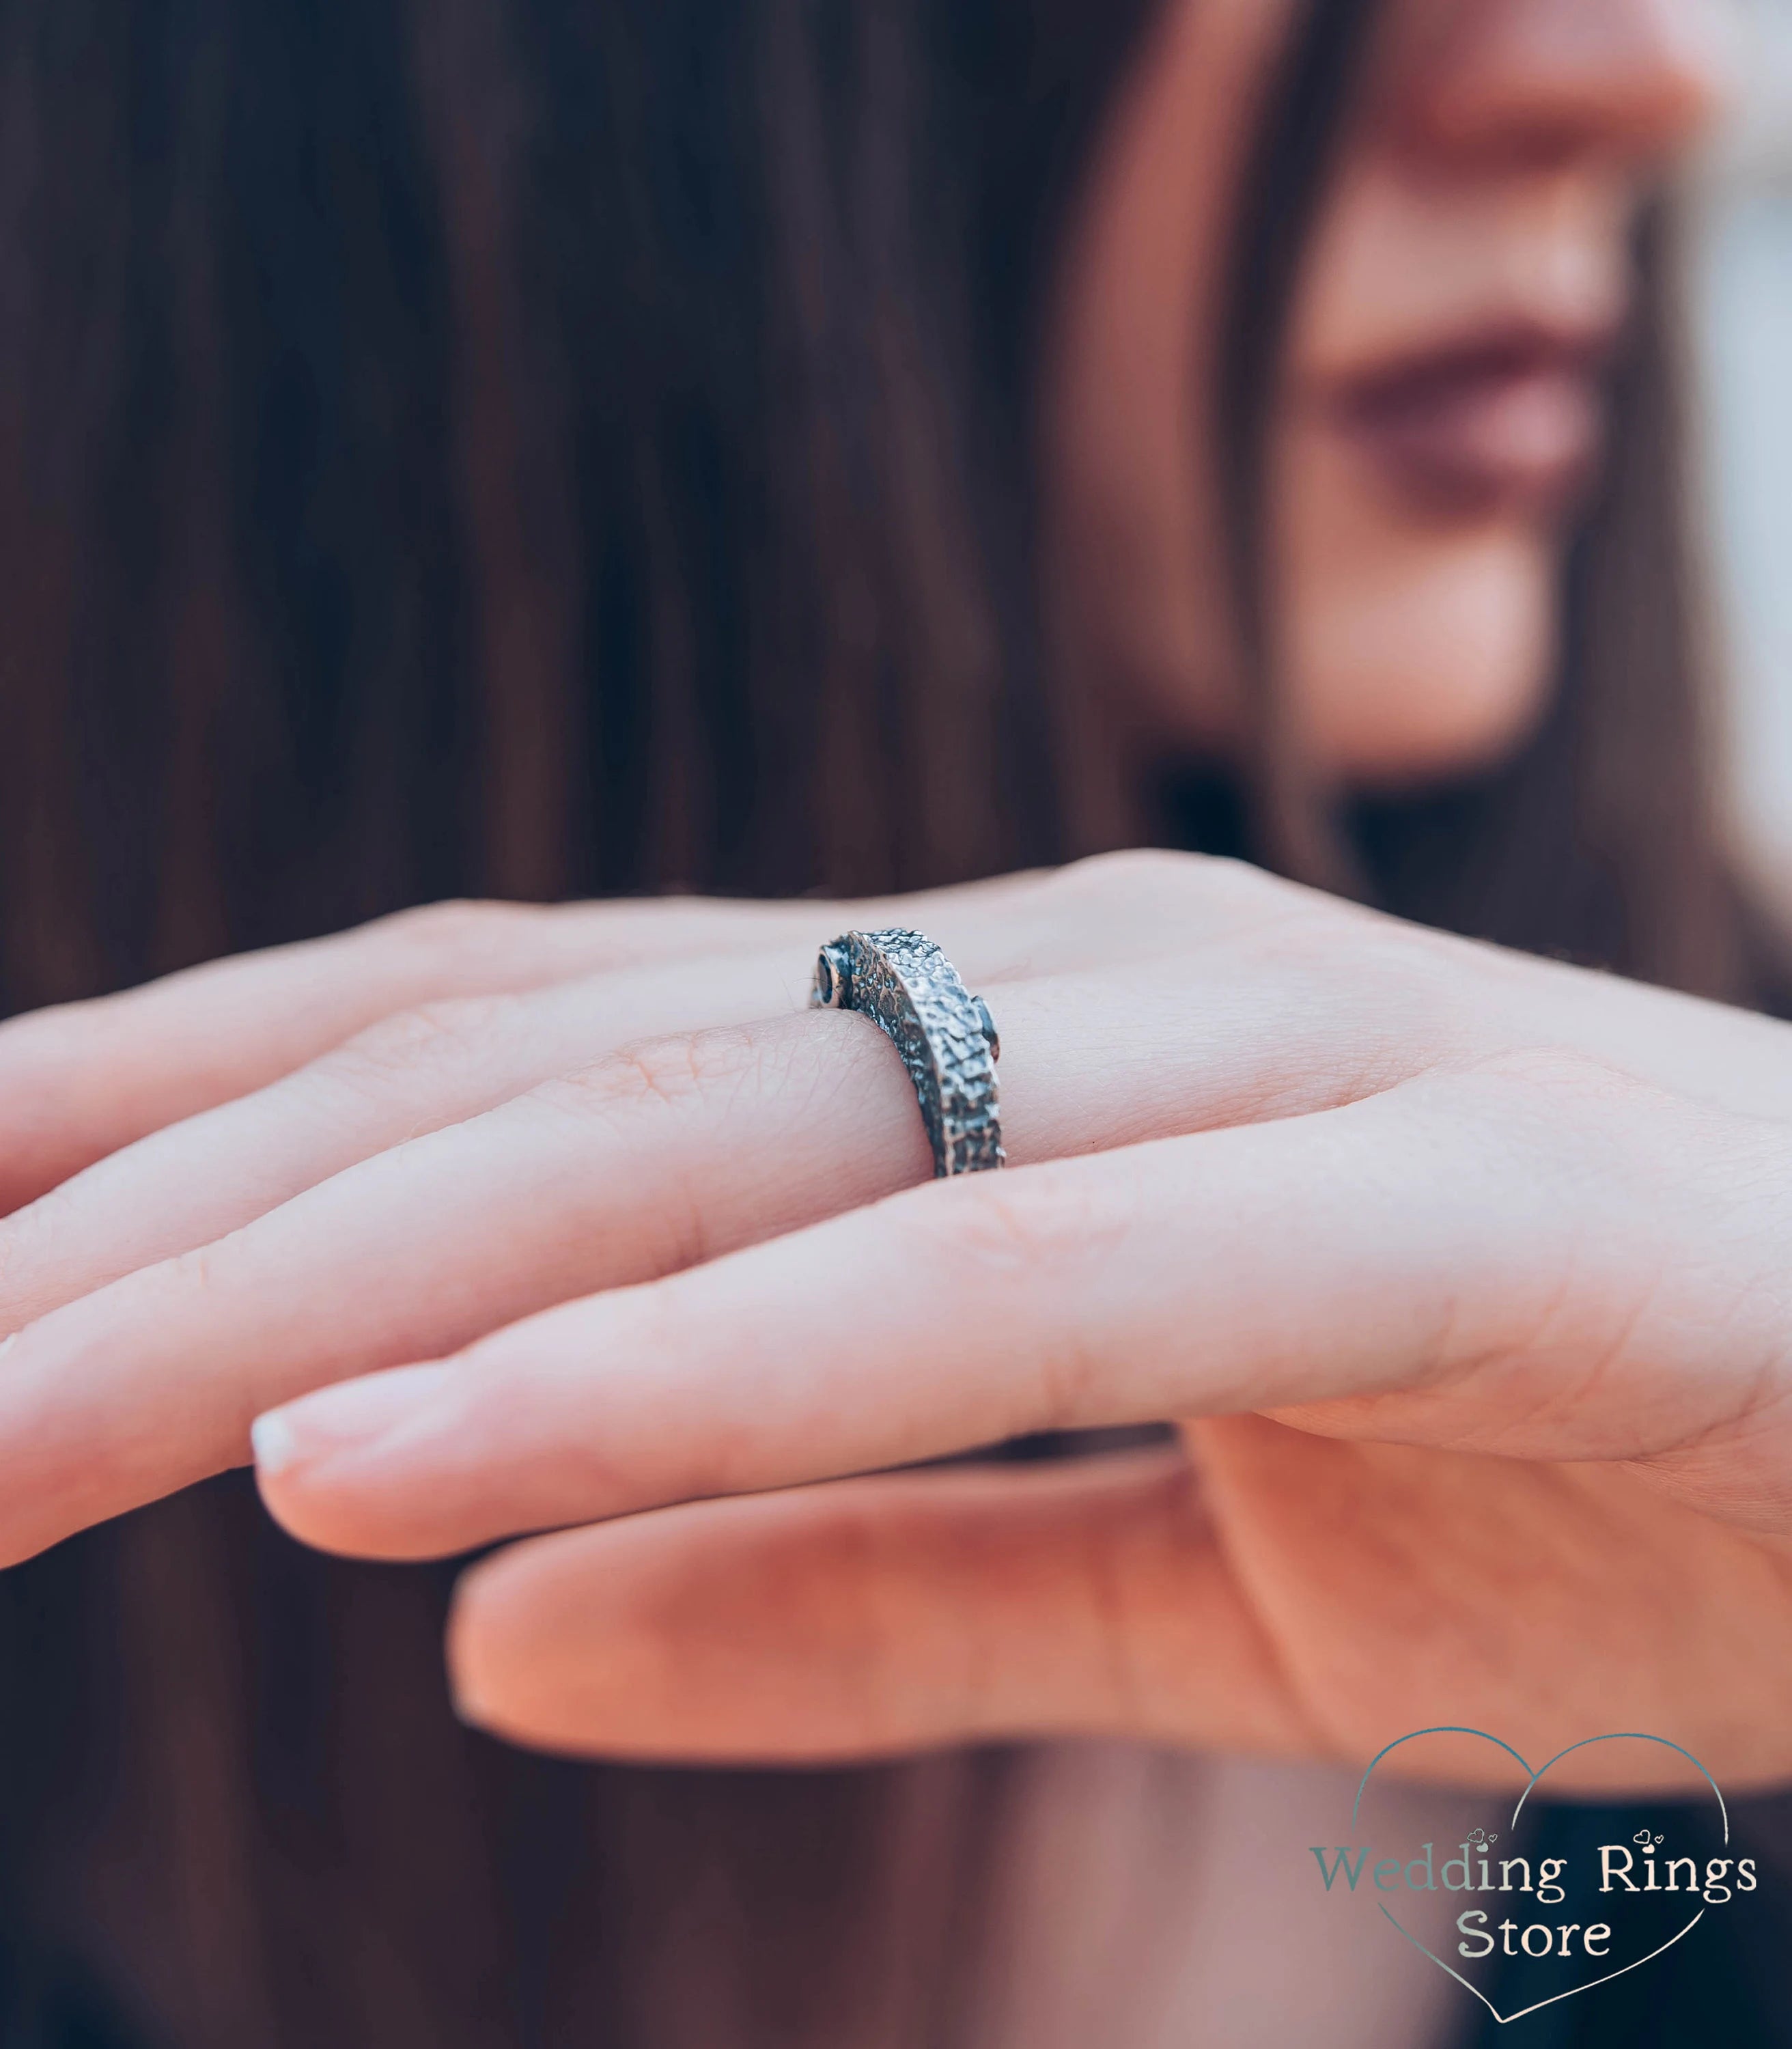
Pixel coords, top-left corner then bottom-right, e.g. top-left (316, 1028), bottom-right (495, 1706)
top-left (1287, 523), bottom-right (1563, 792)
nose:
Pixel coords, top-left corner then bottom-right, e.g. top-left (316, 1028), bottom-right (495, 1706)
top-left (1403, 0), bottom-right (1734, 170)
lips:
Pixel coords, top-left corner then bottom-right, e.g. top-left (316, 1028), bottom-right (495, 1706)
top-left (1324, 322), bottom-right (1619, 521)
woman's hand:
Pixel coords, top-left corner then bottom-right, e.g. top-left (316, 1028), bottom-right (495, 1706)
top-left (5, 852), bottom-right (1792, 1787)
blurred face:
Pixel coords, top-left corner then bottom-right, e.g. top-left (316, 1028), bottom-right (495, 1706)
top-left (1045, 0), bottom-right (1731, 787)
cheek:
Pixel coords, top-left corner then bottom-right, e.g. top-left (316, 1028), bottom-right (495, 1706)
top-left (1276, 422), bottom-right (1560, 785)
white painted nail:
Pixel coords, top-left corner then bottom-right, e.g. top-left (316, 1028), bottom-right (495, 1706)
top-left (250, 1410), bottom-right (300, 1475)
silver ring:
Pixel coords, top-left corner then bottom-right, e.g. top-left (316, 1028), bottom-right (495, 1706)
top-left (810, 928), bottom-right (1003, 1177)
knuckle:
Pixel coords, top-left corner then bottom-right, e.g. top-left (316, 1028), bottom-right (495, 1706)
top-left (321, 993), bottom-right (527, 1092)
top-left (1297, 924), bottom-right (1478, 1070)
top-left (907, 1165), bottom-right (1130, 1431)
top-left (1419, 1045), bottom-right (1707, 1203)
top-left (1057, 846), bottom-right (1276, 907)
top-left (535, 1023), bottom-right (766, 1125)
top-left (1057, 846), bottom-right (1196, 899)
top-left (1451, 1044), bottom-right (1665, 1125)
top-left (147, 1238), bottom-right (230, 1318)
top-left (371, 897), bottom-right (524, 958)
top-left (0, 1182), bottom-right (79, 1328)
top-left (919, 1159), bottom-right (1129, 1282)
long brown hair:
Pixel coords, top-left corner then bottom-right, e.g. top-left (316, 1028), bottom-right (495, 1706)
top-left (0, 0), bottom-right (1741, 2044)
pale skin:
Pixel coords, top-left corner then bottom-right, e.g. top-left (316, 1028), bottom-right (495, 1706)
top-left (0, 0), bottom-right (1766, 1794)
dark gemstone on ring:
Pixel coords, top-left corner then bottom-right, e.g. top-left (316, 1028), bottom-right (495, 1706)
top-left (975, 995), bottom-right (1000, 1063)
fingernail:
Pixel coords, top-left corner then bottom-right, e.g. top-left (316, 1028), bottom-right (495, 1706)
top-left (251, 1362), bottom-right (453, 1477)
top-left (249, 1409), bottom-right (300, 1475)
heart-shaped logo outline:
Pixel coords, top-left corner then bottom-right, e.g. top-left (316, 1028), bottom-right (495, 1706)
top-left (1351, 1727), bottom-right (1729, 2027)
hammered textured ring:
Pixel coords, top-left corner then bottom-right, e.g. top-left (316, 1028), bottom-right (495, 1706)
top-left (810, 928), bottom-right (1004, 1177)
